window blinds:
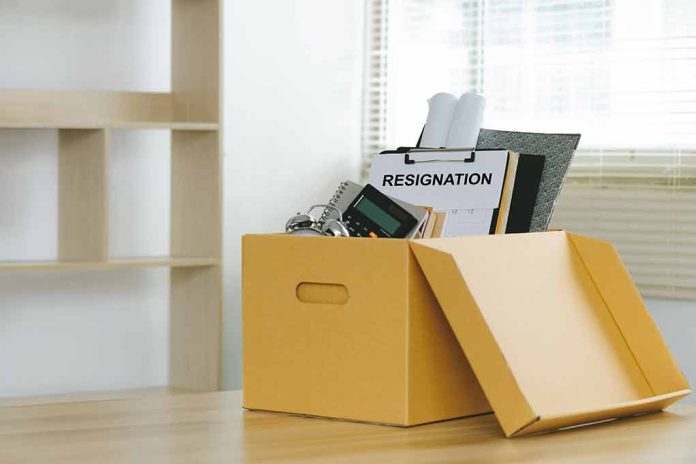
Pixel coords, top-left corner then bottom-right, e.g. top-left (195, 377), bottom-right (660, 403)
top-left (362, 0), bottom-right (696, 298)
top-left (362, 0), bottom-right (390, 171)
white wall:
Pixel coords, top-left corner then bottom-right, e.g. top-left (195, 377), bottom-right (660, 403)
top-left (223, 0), bottom-right (365, 388)
top-left (0, 0), bottom-right (171, 397)
top-left (646, 298), bottom-right (696, 404)
top-left (0, 0), bottom-right (364, 397)
top-left (5, 1), bottom-right (690, 408)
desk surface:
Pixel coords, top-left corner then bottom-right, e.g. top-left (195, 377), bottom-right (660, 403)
top-left (1, 390), bottom-right (695, 463)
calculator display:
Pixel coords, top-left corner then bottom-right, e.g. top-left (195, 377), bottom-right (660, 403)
top-left (354, 196), bottom-right (401, 234)
top-left (343, 184), bottom-right (419, 238)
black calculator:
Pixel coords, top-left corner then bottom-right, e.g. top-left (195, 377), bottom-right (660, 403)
top-left (343, 184), bottom-right (418, 238)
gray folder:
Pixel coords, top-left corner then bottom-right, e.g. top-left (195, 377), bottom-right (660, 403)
top-left (476, 129), bottom-right (581, 232)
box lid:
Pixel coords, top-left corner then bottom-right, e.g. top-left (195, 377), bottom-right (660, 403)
top-left (411, 231), bottom-right (690, 437)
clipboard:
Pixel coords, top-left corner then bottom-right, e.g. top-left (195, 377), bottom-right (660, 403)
top-left (367, 148), bottom-right (511, 211)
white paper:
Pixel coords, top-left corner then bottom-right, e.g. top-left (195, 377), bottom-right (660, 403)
top-left (446, 93), bottom-right (486, 149)
top-left (420, 92), bottom-right (458, 148)
top-left (440, 208), bottom-right (494, 237)
top-left (368, 150), bottom-right (508, 210)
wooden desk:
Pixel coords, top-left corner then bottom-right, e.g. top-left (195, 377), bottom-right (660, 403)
top-left (1, 391), bottom-right (694, 463)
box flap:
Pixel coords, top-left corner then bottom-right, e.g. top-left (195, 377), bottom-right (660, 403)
top-left (513, 389), bottom-right (690, 436)
top-left (409, 236), bottom-right (537, 436)
top-left (410, 231), bottom-right (687, 437)
top-left (566, 232), bottom-right (691, 394)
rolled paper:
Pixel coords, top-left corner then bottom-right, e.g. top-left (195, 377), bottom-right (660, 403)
top-left (446, 92), bottom-right (486, 149)
top-left (420, 92), bottom-right (458, 148)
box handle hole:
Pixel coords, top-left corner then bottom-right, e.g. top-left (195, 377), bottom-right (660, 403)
top-left (296, 282), bottom-right (349, 305)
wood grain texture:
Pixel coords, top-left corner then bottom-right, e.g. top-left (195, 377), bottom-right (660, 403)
top-left (58, 129), bottom-right (109, 261)
top-left (0, 257), bottom-right (218, 272)
top-left (0, 391), bottom-right (694, 464)
top-left (171, 130), bottom-right (222, 258)
top-left (0, 91), bottom-right (223, 129)
top-left (169, 267), bottom-right (222, 391)
top-left (172, 0), bottom-right (220, 122)
top-left (169, 0), bottom-right (223, 393)
top-left (0, 91), bottom-right (173, 127)
top-left (0, 387), bottom-right (191, 407)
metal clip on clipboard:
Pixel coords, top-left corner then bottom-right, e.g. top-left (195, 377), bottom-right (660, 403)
top-left (403, 148), bottom-right (476, 165)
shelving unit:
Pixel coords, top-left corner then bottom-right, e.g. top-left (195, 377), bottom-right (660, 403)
top-left (1, 0), bottom-right (223, 394)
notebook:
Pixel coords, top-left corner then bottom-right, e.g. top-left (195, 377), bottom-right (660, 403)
top-left (475, 130), bottom-right (579, 231)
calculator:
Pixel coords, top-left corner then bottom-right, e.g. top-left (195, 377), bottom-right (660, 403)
top-left (343, 184), bottom-right (419, 238)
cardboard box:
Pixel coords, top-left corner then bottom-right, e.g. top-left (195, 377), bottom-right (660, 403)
top-left (242, 232), bottom-right (690, 436)
top-left (242, 234), bottom-right (491, 426)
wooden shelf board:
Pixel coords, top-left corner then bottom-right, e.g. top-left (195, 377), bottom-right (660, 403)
top-left (0, 90), bottom-right (219, 130)
top-left (0, 386), bottom-right (193, 407)
top-left (0, 121), bottom-right (219, 131)
top-left (0, 257), bottom-right (219, 272)
top-left (112, 121), bottom-right (219, 131)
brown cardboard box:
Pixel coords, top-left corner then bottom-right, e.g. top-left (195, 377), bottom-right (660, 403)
top-left (242, 234), bottom-right (491, 426)
top-left (242, 231), bottom-right (690, 436)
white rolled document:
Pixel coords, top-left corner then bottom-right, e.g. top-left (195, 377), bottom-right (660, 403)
top-left (446, 92), bottom-right (486, 149)
top-left (420, 92), bottom-right (458, 148)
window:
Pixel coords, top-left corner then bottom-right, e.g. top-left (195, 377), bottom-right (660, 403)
top-left (363, 0), bottom-right (696, 298)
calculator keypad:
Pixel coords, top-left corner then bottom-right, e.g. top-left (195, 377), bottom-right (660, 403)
top-left (344, 213), bottom-right (376, 238)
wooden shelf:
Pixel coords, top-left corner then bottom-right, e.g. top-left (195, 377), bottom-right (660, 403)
top-left (2, 0), bottom-right (223, 395)
top-left (0, 121), bottom-right (219, 131)
top-left (0, 90), bottom-right (218, 130)
top-left (0, 257), bottom-right (219, 272)
top-left (109, 122), bottom-right (219, 131)
top-left (0, 386), bottom-right (192, 407)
